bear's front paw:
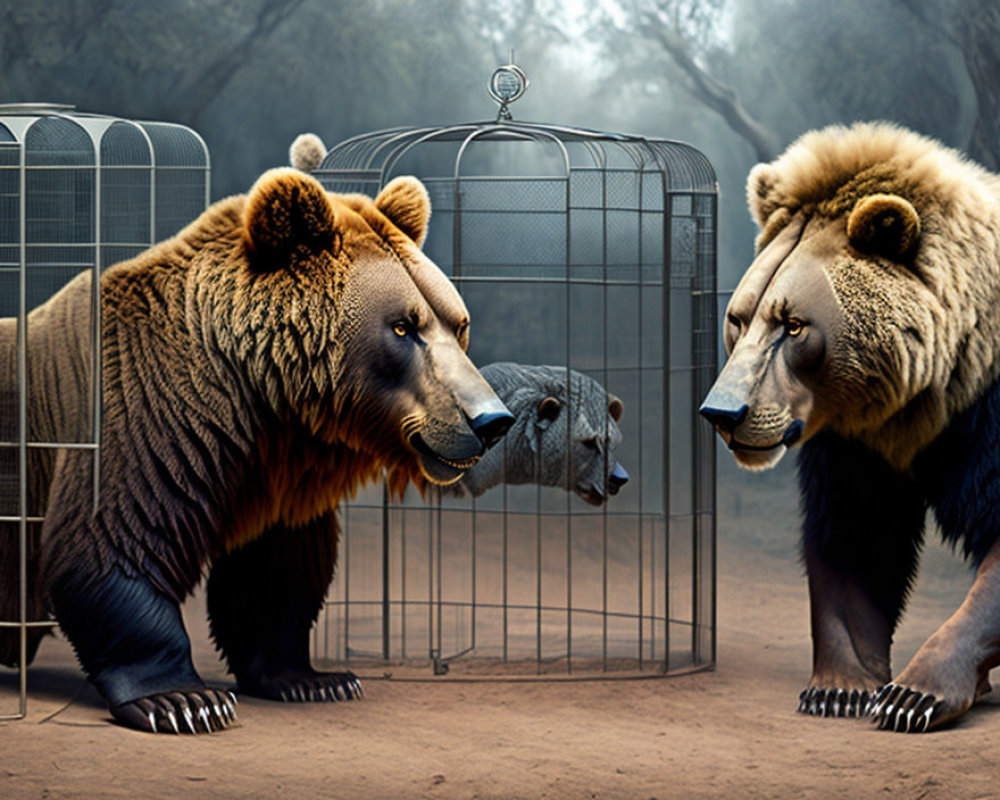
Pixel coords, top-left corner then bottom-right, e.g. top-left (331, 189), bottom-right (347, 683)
top-left (865, 672), bottom-right (989, 733)
top-left (798, 686), bottom-right (873, 718)
top-left (864, 683), bottom-right (949, 733)
top-left (112, 688), bottom-right (238, 734)
top-left (241, 670), bottom-right (363, 702)
top-left (866, 638), bottom-right (989, 732)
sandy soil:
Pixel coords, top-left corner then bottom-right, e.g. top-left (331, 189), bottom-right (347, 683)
top-left (2, 522), bottom-right (998, 800)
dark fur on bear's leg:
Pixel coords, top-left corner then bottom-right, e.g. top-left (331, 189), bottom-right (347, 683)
top-left (207, 514), bottom-right (362, 703)
top-left (51, 567), bottom-right (237, 733)
top-left (0, 521), bottom-right (47, 668)
top-left (797, 434), bottom-right (927, 718)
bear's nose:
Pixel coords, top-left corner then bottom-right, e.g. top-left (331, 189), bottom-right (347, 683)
top-left (608, 462), bottom-right (629, 495)
top-left (699, 403), bottom-right (748, 435)
top-left (469, 410), bottom-right (515, 450)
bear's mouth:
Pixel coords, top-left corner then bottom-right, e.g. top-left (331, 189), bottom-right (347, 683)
top-left (576, 485), bottom-right (607, 506)
top-left (409, 433), bottom-right (482, 485)
top-left (731, 441), bottom-right (789, 471)
top-left (719, 419), bottom-right (803, 454)
top-left (728, 439), bottom-right (783, 452)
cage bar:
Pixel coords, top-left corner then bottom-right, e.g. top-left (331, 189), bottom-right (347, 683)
top-left (311, 119), bottom-right (717, 678)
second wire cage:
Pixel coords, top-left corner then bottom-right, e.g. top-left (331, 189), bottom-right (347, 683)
top-left (0, 103), bottom-right (210, 719)
top-left (310, 66), bottom-right (718, 677)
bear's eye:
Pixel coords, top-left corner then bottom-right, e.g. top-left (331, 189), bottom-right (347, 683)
top-left (783, 317), bottom-right (804, 337)
top-left (392, 321), bottom-right (410, 338)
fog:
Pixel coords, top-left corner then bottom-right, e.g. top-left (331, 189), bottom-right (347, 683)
top-left (2, 0), bottom-right (997, 553)
top-left (4, 0), bottom-right (991, 278)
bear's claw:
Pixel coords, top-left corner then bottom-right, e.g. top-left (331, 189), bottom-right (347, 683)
top-left (865, 683), bottom-right (941, 733)
top-left (113, 688), bottom-right (238, 734)
top-left (797, 687), bottom-right (871, 718)
top-left (273, 671), bottom-right (362, 703)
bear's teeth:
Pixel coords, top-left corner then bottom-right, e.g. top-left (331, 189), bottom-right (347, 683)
top-left (440, 455), bottom-right (479, 470)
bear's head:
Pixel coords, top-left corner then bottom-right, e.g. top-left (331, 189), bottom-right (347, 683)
top-left (225, 168), bottom-right (513, 487)
top-left (462, 364), bottom-right (629, 504)
top-left (701, 122), bottom-right (1000, 470)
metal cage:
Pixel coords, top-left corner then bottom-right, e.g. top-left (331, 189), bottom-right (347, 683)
top-left (310, 119), bottom-right (718, 677)
top-left (0, 104), bottom-right (210, 719)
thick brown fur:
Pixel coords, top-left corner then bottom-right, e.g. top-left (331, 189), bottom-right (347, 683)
top-left (0, 279), bottom-right (96, 662)
top-left (0, 169), bottom-right (507, 731)
top-left (30, 174), bottom-right (448, 600)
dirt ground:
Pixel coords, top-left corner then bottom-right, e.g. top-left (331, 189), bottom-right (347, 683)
top-left (2, 516), bottom-right (998, 800)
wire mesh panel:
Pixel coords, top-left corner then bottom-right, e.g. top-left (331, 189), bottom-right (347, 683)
top-left (312, 120), bottom-right (717, 677)
top-left (100, 121), bottom-right (153, 269)
top-left (0, 104), bottom-right (209, 720)
top-left (138, 122), bottom-right (211, 242)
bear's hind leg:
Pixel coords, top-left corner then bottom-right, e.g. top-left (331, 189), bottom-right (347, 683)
top-left (0, 520), bottom-right (48, 668)
top-left (52, 567), bottom-right (236, 733)
top-left (868, 536), bottom-right (1000, 732)
top-left (798, 434), bottom-right (926, 718)
top-left (207, 513), bottom-right (361, 703)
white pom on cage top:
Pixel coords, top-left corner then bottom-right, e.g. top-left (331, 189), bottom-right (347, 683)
top-left (289, 133), bottom-right (327, 172)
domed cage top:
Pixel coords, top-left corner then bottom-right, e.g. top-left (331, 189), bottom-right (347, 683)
top-left (0, 104), bottom-right (210, 720)
top-left (310, 119), bottom-right (718, 678)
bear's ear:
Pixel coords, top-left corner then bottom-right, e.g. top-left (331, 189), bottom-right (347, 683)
top-left (289, 132), bottom-right (327, 172)
top-left (538, 396), bottom-right (562, 425)
top-left (529, 396), bottom-right (562, 453)
top-left (244, 168), bottom-right (338, 269)
top-left (747, 163), bottom-right (778, 229)
top-left (538, 395), bottom-right (562, 422)
top-left (847, 193), bottom-right (920, 262)
top-left (375, 176), bottom-right (431, 247)
top-left (608, 395), bottom-right (623, 423)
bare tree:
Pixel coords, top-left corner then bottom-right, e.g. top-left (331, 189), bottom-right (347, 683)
top-left (895, 0), bottom-right (999, 168)
top-left (950, 0), bottom-right (1000, 169)
top-left (0, 0), bottom-right (306, 126)
top-left (602, 0), bottom-right (1000, 166)
top-left (470, 0), bottom-right (569, 67)
top-left (607, 0), bottom-right (781, 161)
top-left (163, 0), bottom-right (308, 124)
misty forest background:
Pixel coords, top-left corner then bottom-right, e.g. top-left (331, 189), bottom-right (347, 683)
top-left (3, 0), bottom-right (999, 556)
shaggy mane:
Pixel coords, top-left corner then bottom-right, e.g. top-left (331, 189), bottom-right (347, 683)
top-left (749, 122), bottom-right (1000, 228)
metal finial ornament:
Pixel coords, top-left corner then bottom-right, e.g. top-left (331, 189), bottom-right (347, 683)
top-left (489, 49), bottom-right (529, 121)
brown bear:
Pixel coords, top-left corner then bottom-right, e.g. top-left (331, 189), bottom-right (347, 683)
top-left (0, 168), bottom-right (513, 734)
top-left (701, 122), bottom-right (1000, 732)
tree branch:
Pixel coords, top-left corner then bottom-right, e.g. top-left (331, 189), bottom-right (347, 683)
top-left (953, 0), bottom-right (1000, 169)
top-left (637, 15), bottom-right (781, 162)
top-left (166, 0), bottom-right (307, 124)
top-left (896, 0), bottom-right (960, 46)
